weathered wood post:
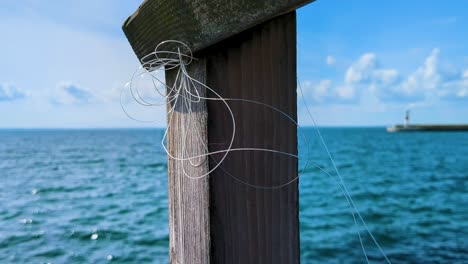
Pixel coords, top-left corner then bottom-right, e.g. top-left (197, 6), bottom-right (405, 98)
top-left (123, 1), bottom-right (315, 263)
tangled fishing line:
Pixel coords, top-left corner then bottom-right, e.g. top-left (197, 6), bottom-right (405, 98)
top-left (121, 40), bottom-right (392, 263)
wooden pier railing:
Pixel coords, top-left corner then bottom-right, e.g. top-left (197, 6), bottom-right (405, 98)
top-left (122, 1), bottom-right (316, 263)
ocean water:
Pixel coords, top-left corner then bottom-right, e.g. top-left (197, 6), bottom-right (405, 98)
top-left (0, 128), bottom-right (467, 263)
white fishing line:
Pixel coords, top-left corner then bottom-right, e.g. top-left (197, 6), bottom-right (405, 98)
top-left (122, 40), bottom-right (392, 263)
top-left (298, 81), bottom-right (392, 264)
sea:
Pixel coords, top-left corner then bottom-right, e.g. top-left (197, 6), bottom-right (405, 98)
top-left (0, 128), bottom-right (467, 263)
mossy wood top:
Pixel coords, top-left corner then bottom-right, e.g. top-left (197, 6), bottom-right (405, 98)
top-left (123, 0), bottom-right (314, 61)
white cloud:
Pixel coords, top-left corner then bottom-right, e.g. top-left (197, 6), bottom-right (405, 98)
top-left (51, 82), bottom-right (93, 105)
top-left (300, 80), bottom-right (357, 104)
top-left (0, 83), bottom-right (26, 102)
top-left (345, 53), bottom-right (377, 84)
top-left (303, 79), bottom-right (332, 102)
top-left (0, 14), bottom-right (141, 101)
top-left (463, 69), bottom-right (468, 79)
top-left (373, 69), bottom-right (399, 86)
top-left (400, 48), bottom-right (440, 97)
top-left (394, 49), bottom-right (441, 98)
top-left (315, 80), bottom-right (331, 96)
top-left (0, 10), bottom-right (169, 127)
top-left (456, 89), bottom-right (467, 98)
top-left (302, 48), bottom-right (468, 105)
top-left (326, 55), bottom-right (336, 66)
top-left (301, 54), bottom-right (379, 104)
top-left (336, 85), bottom-right (355, 100)
top-left (0, 17), bottom-right (168, 127)
top-left (384, 48), bottom-right (467, 101)
top-left (343, 49), bottom-right (467, 102)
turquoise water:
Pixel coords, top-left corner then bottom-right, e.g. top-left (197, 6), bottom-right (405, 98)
top-left (0, 128), bottom-right (467, 263)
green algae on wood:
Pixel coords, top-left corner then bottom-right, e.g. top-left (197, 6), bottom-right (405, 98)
top-left (122, 0), bottom-right (314, 61)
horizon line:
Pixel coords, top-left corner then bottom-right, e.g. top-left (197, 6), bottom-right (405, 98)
top-left (0, 125), bottom-right (390, 130)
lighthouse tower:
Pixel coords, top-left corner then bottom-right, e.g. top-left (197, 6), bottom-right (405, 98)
top-left (404, 110), bottom-right (410, 127)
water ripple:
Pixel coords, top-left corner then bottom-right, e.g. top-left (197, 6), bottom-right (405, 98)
top-left (0, 128), bottom-right (466, 263)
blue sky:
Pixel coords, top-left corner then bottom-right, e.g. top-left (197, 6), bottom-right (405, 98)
top-left (1, 0), bottom-right (467, 128)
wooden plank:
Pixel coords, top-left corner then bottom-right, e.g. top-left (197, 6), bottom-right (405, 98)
top-left (165, 59), bottom-right (211, 264)
top-left (204, 12), bottom-right (299, 263)
top-left (123, 0), bottom-right (314, 61)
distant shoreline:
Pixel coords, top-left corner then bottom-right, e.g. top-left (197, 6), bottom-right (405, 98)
top-left (387, 124), bottom-right (468, 132)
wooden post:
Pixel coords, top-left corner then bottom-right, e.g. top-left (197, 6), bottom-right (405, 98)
top-left (122, 1), bottom-right (315, 263)
top-left (165, 59), bottom-right (211, 263)
top-left (205, 13), bottom-right (299, 263)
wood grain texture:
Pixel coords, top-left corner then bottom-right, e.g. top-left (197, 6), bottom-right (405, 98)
top-left (204, 12), bottom-right (299, 264)
top-left (165, 59), bottom-right (211, 264)
top-left (122, 0), bottom-right (314, 61)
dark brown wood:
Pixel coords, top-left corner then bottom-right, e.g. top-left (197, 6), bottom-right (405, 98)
top-left (122, 0), bottom-right (314, 61)
top-left (123, 1), bottom-right (305, 262)
top-left (204, 12), bottom-right (299, 263)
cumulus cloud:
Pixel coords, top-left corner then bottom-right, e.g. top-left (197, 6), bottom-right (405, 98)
top-left (398, 48), bottom-right (441, 98)
top-left (373, 69), bottom-right (400, 86)
top-left (335, 85), bottom-right (356, 100)
top-left (345, 53), bottom-right (377, 84)
top-left (300, 80), bottom-right (359, 104)
top-left (301, 53), bottom-right (383, 104)
top-left (463, 70), bottom-right (468, 79)
top-left (303, 48), bottom-right (468, 105)
top-left (0, 14), bottom-right (143, 107)
top-left (51, 82), bottom-right (94, 105)
top-left (0, 83), bottom-right (26, 102)
top-left (300, 80), bottom-right (331, 103)
top-left (48, 69), bottom-right (167, 107)
top-left (326, 55), bottom-right (336, 66)
top-left (0, 1), bottom-right (168, 128)
top-left (439, 69), bottom-right (468, 100)
top-left (380, 49), bottom-right (467, 101)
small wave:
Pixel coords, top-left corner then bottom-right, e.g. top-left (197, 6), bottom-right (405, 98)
top-left (38, 185), bottom-right (95, 194)
top-left (143, 162), bottom-right (167, 170)
top-left (2, 211), bottom-right (22, 220)
top-left (0, 233), bottom-right (43, 249)
top-left (76, 158), bottom-right (106, 164)
top-left (33, 248), bottom-right (66, 258)
top-left (134, 235), bottom-right (169, 247)
top-left (69, 229), bottom-right (129, 241)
